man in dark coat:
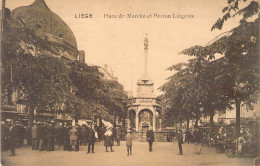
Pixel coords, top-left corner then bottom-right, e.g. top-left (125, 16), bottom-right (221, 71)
top-left (146, 127), bottom-right (154, 152)
top-left (177, 129), bottom-right (183, 155)
top-left (87, 126), bottom-right (96, 153)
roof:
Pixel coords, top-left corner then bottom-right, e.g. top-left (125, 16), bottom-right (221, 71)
top-left (11, 0), bottom-right (78, 59)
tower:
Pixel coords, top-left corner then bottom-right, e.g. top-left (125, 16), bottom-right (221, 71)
top-left (127, 35), bottom-right (162, 134)
top-left (137, 35), bottom-right (154, 97)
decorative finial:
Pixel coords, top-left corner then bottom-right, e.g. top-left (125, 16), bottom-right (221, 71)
top-left (144, 33), bottom-right (148, 49)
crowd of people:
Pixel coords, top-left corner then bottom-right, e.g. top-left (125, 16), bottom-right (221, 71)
top-left (2, 119), bottom-right (257, 158)
top-left (0, 119), bottom-right (199, 157)
top-left (1, 119), bottom-right (125, 156)
top-left (30, 121), bottom-right (120, 153)
top-left (1, 118), bottom-right (155, 157)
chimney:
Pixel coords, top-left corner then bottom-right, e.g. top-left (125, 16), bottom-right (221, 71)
top-left (78, 50), bottom-right (85, 63)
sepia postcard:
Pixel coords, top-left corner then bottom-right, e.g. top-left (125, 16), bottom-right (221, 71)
top-left (1, 0), bottom-right (259, 166)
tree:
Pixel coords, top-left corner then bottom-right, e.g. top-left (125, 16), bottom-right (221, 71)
top-left (2, 10), bottom-right (129, 128)
top-left (2, 20), bottom-right (74, 127)
top-left (159, 61), bottom-right (203, 129)
top-left (181, 0), bottom-right (259, 138)
top-left (101, 79), bottom-right (128, 122)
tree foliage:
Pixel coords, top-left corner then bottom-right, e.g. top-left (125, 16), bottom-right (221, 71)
top-left (2, 17), bottom-right (128, 123)
top-left (160, 0), bottom-right (259, 133)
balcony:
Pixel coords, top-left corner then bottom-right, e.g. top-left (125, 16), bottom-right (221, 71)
top-left (128, 97), bottom-right (161, 105)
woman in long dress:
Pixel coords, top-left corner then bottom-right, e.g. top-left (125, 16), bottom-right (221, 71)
top-left (104, 127), bottom-right (113, 152)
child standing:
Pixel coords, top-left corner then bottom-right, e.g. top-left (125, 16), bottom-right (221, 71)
top-left (125, 130), bottom-right (133, 156)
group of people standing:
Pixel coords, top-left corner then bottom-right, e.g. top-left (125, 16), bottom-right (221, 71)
top-left (2, 119), bottom-right (206, 157)
top-left (1, 120), bottom-right (27, 156)
top-left (31, 121), bottom-right (98, 153)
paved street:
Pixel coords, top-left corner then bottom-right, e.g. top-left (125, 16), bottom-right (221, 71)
top-left (1, 141), bottom-right (253, 166)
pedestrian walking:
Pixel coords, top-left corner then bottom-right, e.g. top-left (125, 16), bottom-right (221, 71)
top-left (125, 130), bottom-right (133, 156)
top-left (69, 125), bottom-right (78, 151)
top-left (176, 129), bottom-right (183, 155)
top-left (87, 126), bottom-right (96, 154)
top-left (104, 127), bottom-right (114, 152)
top-left (146, 127), bottom-right (154, 152)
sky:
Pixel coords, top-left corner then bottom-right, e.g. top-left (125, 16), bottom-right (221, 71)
top-left (5, 0), bottom-right (241, 96)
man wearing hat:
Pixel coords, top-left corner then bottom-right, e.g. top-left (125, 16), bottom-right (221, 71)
top-left (125, 129), bottom-right (133, 156)
top-left (146, 127), bottom-right (154, 152)
top-left (87, 125), bottom-right (96, 154)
